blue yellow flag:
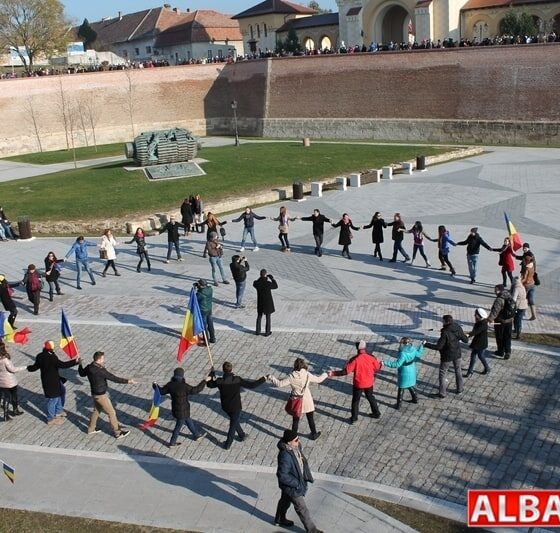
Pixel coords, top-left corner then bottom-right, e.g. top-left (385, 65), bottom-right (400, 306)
top-left (60, 310), bottom-right (78, 359)
top-left (177, 288), bottom-right (205, 363)
top-left (504, 212), bottom-right (523, 251)
top-left (2, 462), bottom-right (15, 484)
top-left (139, 387), bottom-right (162, 430)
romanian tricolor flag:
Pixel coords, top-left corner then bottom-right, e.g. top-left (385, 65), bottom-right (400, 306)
top-left (60, 310), bottom-right (79, 359)
top-left (2, 462), bottom-right (15, 484)
top-left (139, 386), bottom-right (161, 430)
top-left (504, 212), bottom-right (523, 251)
top-left (0, 313), bottom-right (31, 345)
top-left (177, 288), bottom-right (204, 363)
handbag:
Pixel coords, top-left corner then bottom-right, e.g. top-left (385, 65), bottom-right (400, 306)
top-left (534, 272), bottom-right (540, 286)
top-left (285, 376), bottom-right (309, 419)
top-left (99, 249), bottom-right (108, 260)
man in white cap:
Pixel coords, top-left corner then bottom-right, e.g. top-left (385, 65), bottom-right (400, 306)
top-left (328, 340), bottom-right (382, 423)
top-left (465, 308), bottom-right (490, 377)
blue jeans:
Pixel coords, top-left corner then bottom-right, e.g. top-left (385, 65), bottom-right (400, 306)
top-left (235, 280), bottom-right (246, 306)
top-left (1, 221), bottom-right (15, 239)
top-left (46, 396), bottom-right (63, 421)
top-left (202, 310), bottom-right (215, 342)
top-left (209, 256), bottom-right (227, 283)
top-left (225, 410), bottom-right (244, 446)
top-left (514, 308), bottom-right (526, 335)
top-left (392, 241), bottom-right (409, 261)
top-left (166, 240), bottom-right (181, 260)
top-left (526, 285), bottom-right (535, 306)
top-left (467, 349), bottom-right (489, 374)
top-left (76, 259), bottom-right (95, 287)
top-left (241, 226), bottom-right (257, 247)
top-left (467, 254), bottom-right (479, 281)
top-left (171, 417), bottom-right (200, 444)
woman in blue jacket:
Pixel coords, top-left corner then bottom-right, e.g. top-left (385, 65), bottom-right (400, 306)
top-left (435, 225), bottom-right (457, 276)
top-left (383, 337), bottom-right (425, 409)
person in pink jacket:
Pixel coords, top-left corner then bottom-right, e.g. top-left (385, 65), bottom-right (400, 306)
top-left (268, 358), bottom-right (328, 440)
top-left (0, 343), bottom-right (26, 421)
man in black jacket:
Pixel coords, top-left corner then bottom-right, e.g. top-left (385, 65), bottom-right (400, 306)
top-left (79, 351), bottom-right (136, 438)
top-left (207, 362), bottom-right (266, 450)
top-left (231, 207), bottom-right (266, 251)
top-left (27, 341), bottom-right (80, 425)
top-left (456, 227), bottom-right (492, 283)
top-left (299, 209), bottom-right (332, 257)
top-left (488, 284), bottom-right (515, 360)
top-left (230, 255), bottom-right (250, 308)
top-left (155, 367), bottom-right (210, 447)
top-left (253, 269), bottom-right (278, 336)
top-left (275, 429), bottom-right (323, 532)
top-left (425, 315), bottom-right (468, 398)
top-left (158, 215), bottom-right (185, 263)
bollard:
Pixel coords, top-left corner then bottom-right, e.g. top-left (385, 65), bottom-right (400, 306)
top-left (311, 182), bottom-right (323, 197)
top-left (303, 137), bottom-right (311, 147)
top-left (336, 177), bottom-right (347, 191)
top-left (349, 173), bottom-right (361, 187)
top-left (17, 216), bottom-right (32, 240)
top-left (416, 155), bottom-right (426, 171)
top-left (382, 166), bottom-right (393, 180)
top-left (371, 169), bottom-right (381, 183)
top-left (402, 162), bottom-right (413, 175)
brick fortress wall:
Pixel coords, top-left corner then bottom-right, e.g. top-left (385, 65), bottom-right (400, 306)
top-left (2, 43), bottom-right (559, 156)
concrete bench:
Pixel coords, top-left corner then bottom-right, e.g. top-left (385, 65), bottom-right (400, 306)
top-left (336, 176), bottom-right (347, 191)
top-left (311, 182), bottom-right (323, 197)
top-left (348, 173), bottom-right (361, 187)
top-left (371, 169), bottom-right (381, 183)
top-left (382, 166), bottom-right (393, 180)
top-left (401, 162), bottom-right (413, 175)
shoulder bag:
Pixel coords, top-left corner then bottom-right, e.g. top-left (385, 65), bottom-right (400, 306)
top-left (285, 375), bottom-right (309, 419)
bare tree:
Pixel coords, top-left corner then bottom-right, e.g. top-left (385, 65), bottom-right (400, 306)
top-left (0, 0), bottom-right (70, 75)
top-left (66, 97), bottom-right (79, 168)
top-left (57, 77), bottom-right (71, 151)
top-left (123, 68), bottom-right (135, 138)
top-left (81, 91), bottom-right (102, 152)
top-left (23, 96), bottom-right (43, 152)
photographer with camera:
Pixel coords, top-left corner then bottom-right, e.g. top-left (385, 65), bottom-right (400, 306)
top-left (205, 232), bottom-right (230, 287)
top-left (230, 255), bottom-right (250, 309)
top-left (253, 269), bottom-right (278, 336)
top-left (194, 279), bottom-right (216, 344)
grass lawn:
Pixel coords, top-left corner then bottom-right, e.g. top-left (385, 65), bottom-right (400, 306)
top-left (3, 143), bottom-right (124, 165)
top-left (350, 494), bottom-right (487, 533)
top-left (0, 508), bottom-right (196, 533)
top-left (0, 142), bottom-right (447, 221)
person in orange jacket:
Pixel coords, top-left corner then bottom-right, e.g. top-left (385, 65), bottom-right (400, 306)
top-left (328, 340), bottom-right (382, 424)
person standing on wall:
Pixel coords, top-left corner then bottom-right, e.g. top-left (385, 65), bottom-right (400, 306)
top-left (299, 209), bottom-right (332, 257)
top-left (253, 269), bottom-right (278, 336)
top-left (231, 207), bottom-right (266, 252)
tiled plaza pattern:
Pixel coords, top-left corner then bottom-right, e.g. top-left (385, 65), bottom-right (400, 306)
top-left (1, 146), bottom-right (559, 512)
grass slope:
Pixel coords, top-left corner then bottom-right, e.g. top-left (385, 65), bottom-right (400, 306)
top-left (0, 143), bottom-right (446, 221)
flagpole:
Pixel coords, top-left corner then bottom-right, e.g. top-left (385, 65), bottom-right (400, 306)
top-left (202, 330), bottom-right (214, 368)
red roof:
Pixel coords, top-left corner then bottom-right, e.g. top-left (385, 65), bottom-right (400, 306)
top-left (233, 0), bottom-right (316, 20)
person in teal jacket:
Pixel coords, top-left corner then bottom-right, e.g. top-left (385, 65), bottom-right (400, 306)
top-left (383, 337), bottom-right (425, 409)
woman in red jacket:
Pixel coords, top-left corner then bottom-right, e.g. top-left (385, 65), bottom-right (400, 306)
top-left (493, 237), bottom-right (515, 287)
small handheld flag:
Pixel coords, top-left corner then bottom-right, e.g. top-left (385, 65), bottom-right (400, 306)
top-left (2, 462), bottom-right (15, 484)
top-left (139, 386), bottom-right (162, 430)
top-left (60, 310), bottom-right (79, 359)
top-left (177, 288), bottom-right (205, 363)
top-left (0, 313), bottom-right (31, 345)
top-left (504, 212), bottom-right (523, 251)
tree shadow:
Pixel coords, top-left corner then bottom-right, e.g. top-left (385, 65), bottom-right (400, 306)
top-left (116, 446), bottom-right (273, 525)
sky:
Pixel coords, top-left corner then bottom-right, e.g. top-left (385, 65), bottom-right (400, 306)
top-left (62, 0), bottom-right (339, 24)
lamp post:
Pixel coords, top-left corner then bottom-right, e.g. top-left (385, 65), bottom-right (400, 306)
top-left (231, 100), bottom-right (240, 146)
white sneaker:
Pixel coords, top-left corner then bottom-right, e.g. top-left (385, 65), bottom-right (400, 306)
top-left (253, 246), bottom-right (259, 252)
top-left (426, 261), bottom-right (431, 267)
top-left (239, 247), bottom-right (245, 252)
top-left (410, 259), bottom-right (415, 265)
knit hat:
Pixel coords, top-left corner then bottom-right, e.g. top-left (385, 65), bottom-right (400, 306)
top-left (523, 242), bottom-right (531, 248)
top-left (44, 340), bottom-right (55, 350)
top-left (282, 429), bottom-right (298, 444)
top-left (197, 279), bottom-right (207, 287)
top-left (476, 308), bottom-right (488, 319)
top-left (357, 340), bottom-right (366, 350)
top-left (173, 367), bottom-right (185, 378)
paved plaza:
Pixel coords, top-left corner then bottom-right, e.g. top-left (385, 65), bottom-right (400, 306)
top-left (0, 145), bottom-right (559, 531)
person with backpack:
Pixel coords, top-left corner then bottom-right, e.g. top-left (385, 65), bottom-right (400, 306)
top-left (383, 337), bottom-right (425, 409)
top-left (424, 315), bottom-right (468, 398)
top-left (488, 284), bottom-right (515, 360)
top-left (465, 308), bottom-right (491, 377)
top-left (328, 340), bottom-right (382, 423)
top-left (22, 264), bottom-right (42, 315)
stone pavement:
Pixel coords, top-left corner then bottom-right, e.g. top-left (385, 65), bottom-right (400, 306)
top-left (0, 146), bottom-right (559, 530)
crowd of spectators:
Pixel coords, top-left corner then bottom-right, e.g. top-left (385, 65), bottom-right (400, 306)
top-left (1, 31), bottom-right (557, 80)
